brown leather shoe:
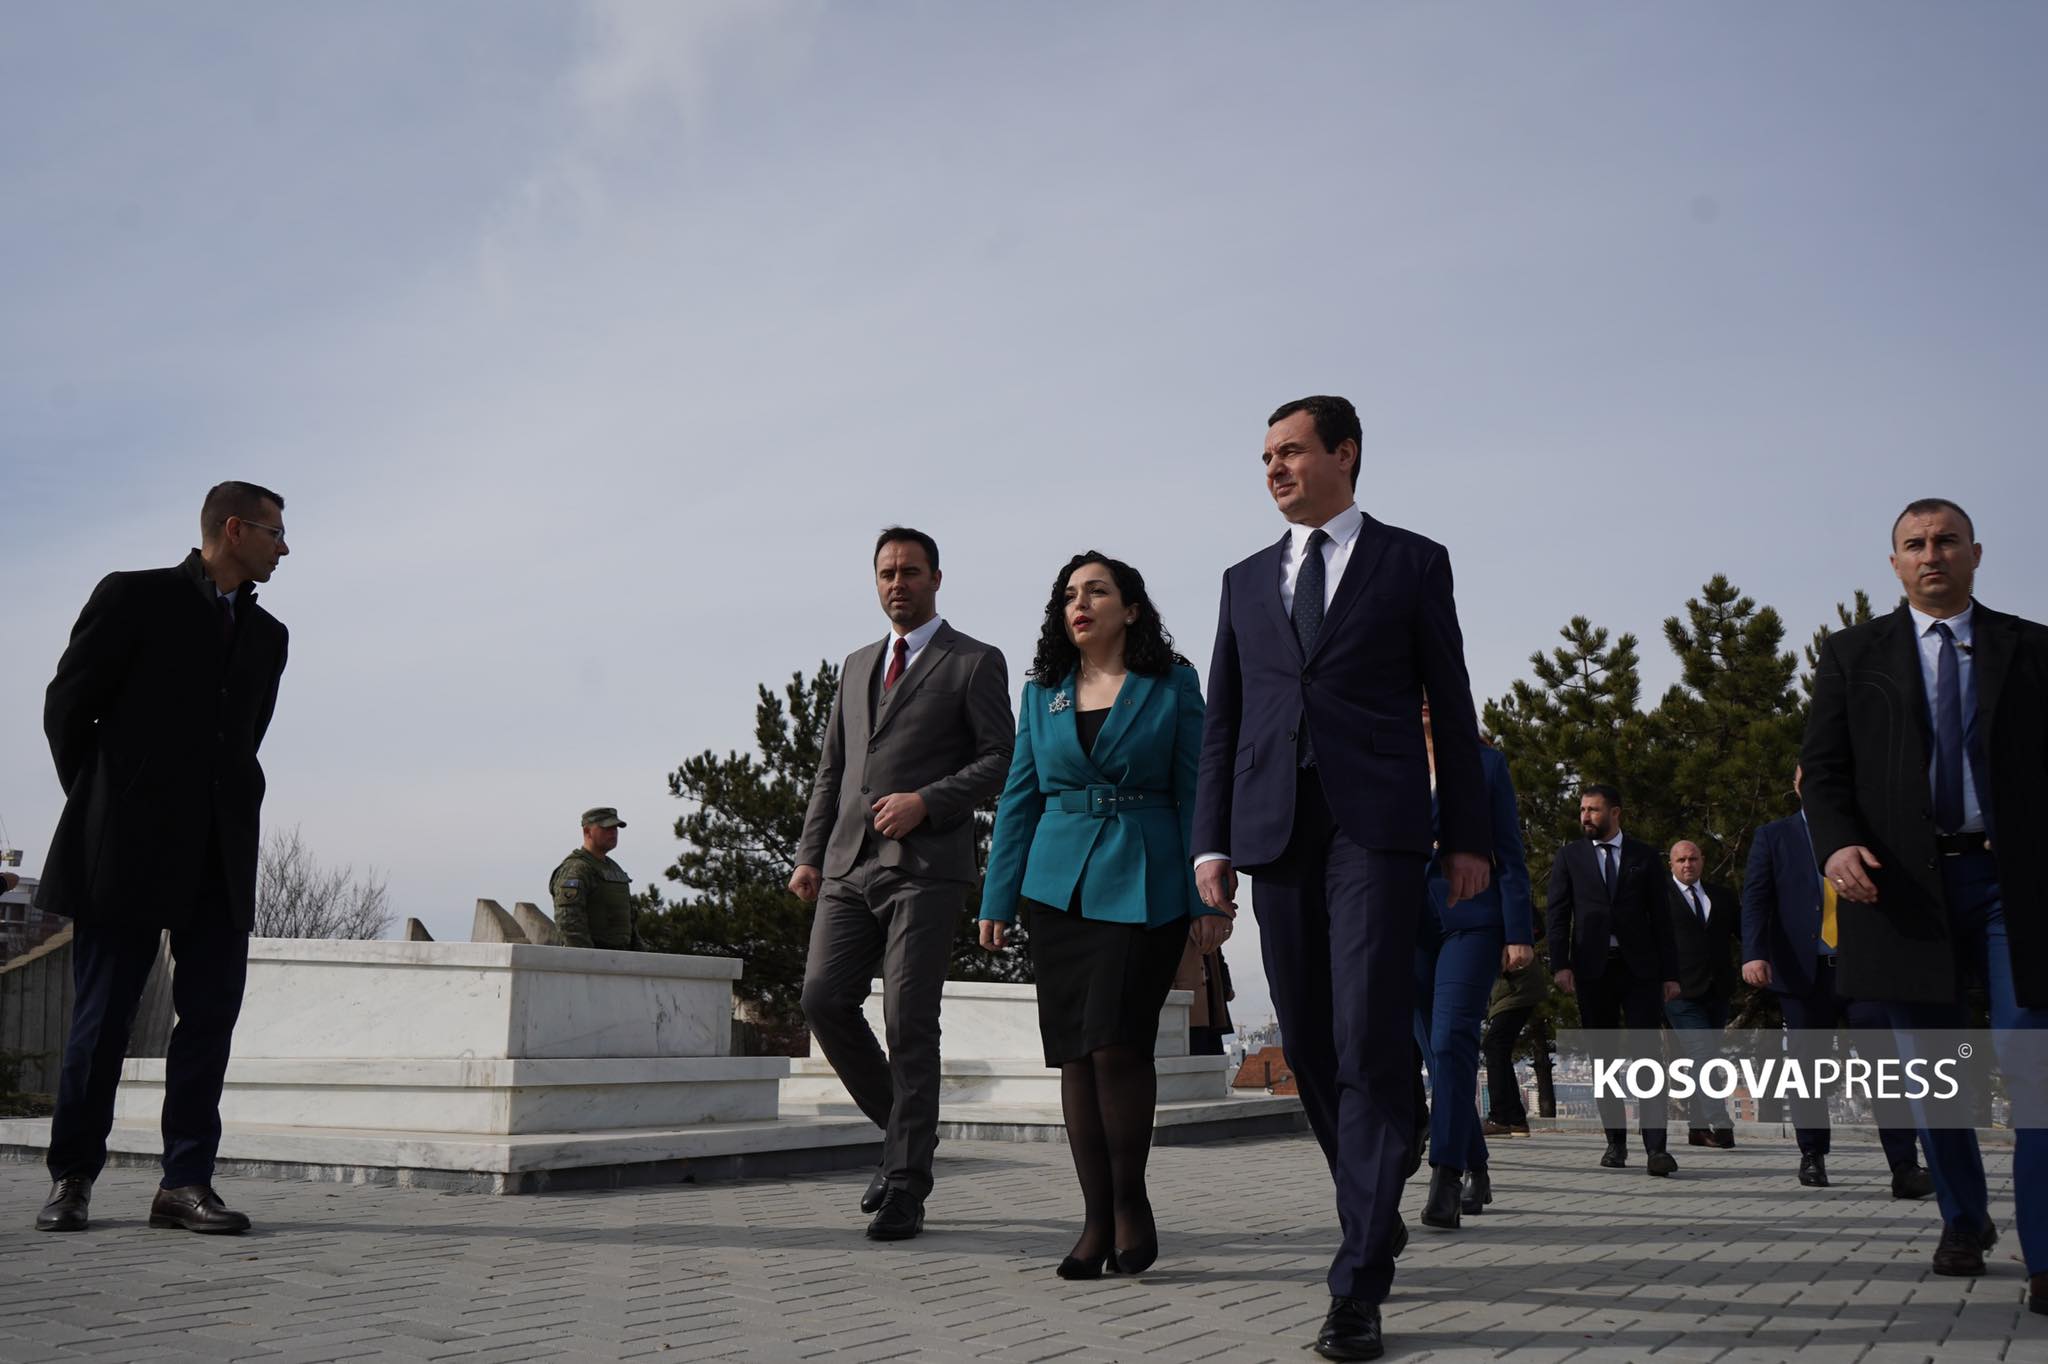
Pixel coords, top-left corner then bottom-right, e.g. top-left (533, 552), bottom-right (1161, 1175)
top-left (1481, 1119), bottom-right (1528, 1138)
top-left (149, 1185), bottom-right (251, 1235)
top-left (35, 1178), bottom-right (92, 1232)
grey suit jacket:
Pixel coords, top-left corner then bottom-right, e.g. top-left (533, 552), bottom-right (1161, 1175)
top-left (796, 622), bottom-right (1014, 884)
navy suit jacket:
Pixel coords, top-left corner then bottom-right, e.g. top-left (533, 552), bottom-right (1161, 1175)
top-left (1426, 745), bottom-right (1534, 942)
top-left (1193, 514), bottom-right (1489, 868)
top-left (1740, 812), bottom-right (1828, 999)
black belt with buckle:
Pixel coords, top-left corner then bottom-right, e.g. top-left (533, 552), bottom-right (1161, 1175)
top-left (1934, 832), bottom-right (1990, 857)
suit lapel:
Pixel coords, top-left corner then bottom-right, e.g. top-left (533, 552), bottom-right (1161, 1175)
top-left (1970, 604), bottom-right (2016, 750)
top-left (1884, 607), bottom-right (1933, 754)
top-left (1085, 670), bottom-right (1155, 773)
top-left (872, 625), bottom-right (952, 740)
top-left (1255, 534), bottom-right (1301, 662)
top-left (1308, 513), bottom-right (1389, 662)
top-left (846, 640), bottom-right (884, 743)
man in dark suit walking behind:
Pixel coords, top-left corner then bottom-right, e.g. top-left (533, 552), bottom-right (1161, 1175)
top-left (34, 481), bottom-right (291, 1236)
top-left (790, 528), bottom-right (1013, 1242)
top-left (1740, 766), bottom-right (1933, 1195)
top-left (1661, 840), bottom-right (1738, 1149)
top-left (1193, 395), bottom-right (1491, 1362)
top-left (1547, 785), bottom-right (1681, 1175)
top-left (1802, 498), bottom-right (2047, 1306)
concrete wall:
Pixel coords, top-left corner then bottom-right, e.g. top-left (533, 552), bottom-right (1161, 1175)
top-left (0, 927), bottom-right (173, 1094)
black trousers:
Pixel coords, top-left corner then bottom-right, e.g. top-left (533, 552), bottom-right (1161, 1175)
top-left (1576, 951), bottom-right (1668, 1145)
top-left (47, 847), bottom-right (249, 1188)
top-left (1778, 958), bottom-right (1923, 1167)
top-left (1483, 1005), bottom-right (1534, 1126)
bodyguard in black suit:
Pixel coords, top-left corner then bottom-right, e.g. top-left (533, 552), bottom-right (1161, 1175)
top-left (34, 482), bottom-right (290, 1236)
top-left (1546, 785), bottom-right (1680, 1173)
top-left (1802, 499), bottom-right (2048, 1302)
top-left (1739, 768), bottom-right (1931, 1195)
top-left (1659, 841), bottom-right (1737, 1146)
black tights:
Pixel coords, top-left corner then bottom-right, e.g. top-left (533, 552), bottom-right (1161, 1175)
top-left (1060, 1043), bottom-right (1157, 1259)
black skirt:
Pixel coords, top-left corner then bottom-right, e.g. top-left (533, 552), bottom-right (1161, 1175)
top-left (1024, 899), bottom-right (1189, 1067)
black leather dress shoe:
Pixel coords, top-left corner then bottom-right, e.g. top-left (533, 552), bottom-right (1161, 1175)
top-left (35, 1178), bottom-right (92, 1232)
top-left (1420, 1166), bottom-right (1461, 1230)
top-left (1931, 1217), bottom-right (1995, 1276)
top-left (865, 1186), bottom-right (925, 1241)
top-left (1687, 1127), bottom-right (1711, 1147)
top-left (2028, 1270), bottom-right (2046, 1316)
top-left (149, 1185), bottom-right (251, 1235)
top-left (1315, 1297), bottom-right (1384, 1361)
top-left (1461, 1167), bottom-right (1493, 1215)
top-left (1798, 1153), bottom-right (1829, 1188)
top-left (859, 1166), bottom-right (888, 1215)
top-left (1891, 1162), bottom-right (1935, 1200)
top-left (1599, 1139), bottom-right (1628, 1169)
top-left (1645, 1149), bottom-right (1678, 1177)
top-left (1712, 1128), bottom-right (1735, 1149)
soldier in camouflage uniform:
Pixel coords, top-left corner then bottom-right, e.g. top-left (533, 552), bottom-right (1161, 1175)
top-left (548, 807), bottom-right (639, 950)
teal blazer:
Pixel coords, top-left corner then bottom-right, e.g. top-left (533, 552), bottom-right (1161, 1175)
top-left (979, 662), bottom-right (1217, 928)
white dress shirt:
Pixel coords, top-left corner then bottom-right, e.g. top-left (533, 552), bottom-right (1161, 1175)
top-left (1672, 876), bottom-right (1710, 923)
top-left (1906, 602), bottom-right (1983, 832)
top-left (1278, 503), bottom-right (1366, 615)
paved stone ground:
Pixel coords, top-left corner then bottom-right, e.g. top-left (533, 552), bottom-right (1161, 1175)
top-left (1, 1130), bottom-right (2040, 1363)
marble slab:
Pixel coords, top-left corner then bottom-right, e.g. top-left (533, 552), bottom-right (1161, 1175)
top-left (231, 939), bottom-right (741, 1060)
top-left (783, 1055), bottom-right (1229, 1107)
top-left (852, 979), bottom-right (1193, 1059)
top-left (113, 1056), bottom-right (790, 1135)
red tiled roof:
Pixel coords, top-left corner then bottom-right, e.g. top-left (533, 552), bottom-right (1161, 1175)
top-left (1232, 1045), bottom-right (1297, 1095)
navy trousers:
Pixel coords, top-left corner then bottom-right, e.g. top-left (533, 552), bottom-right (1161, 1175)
top-left (46, 848), bottom-right (249, 1189)
top-left (1887, 851), bottom-right (2047, 1274)
top-left (1413, 906), bottom-right (1502, 1174)
top-left (1252, 771), bottom-right (1425, 1305)
top-left (1776, 958), bottom-right (1921, 1167)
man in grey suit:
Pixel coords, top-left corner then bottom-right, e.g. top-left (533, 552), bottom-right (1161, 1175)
top-left (790, 527), bottom-right (1014, 1240)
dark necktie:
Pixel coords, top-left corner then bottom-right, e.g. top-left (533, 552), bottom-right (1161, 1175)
top-left (1292, 528), bottom-right (1330, 768)
top-left (216, 594), bottom-right (236, 649)
top-left (1932, 622), bottom-right (1965, 833)
top-left (1687, 884), bottom-right (1705, 925)
top-left (1600, 842), bottom-right (1617, 895)
top-left (883, 637), bottom-right (909, 691)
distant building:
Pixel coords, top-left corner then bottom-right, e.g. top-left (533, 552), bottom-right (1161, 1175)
top-left (1232, 1045), bottom-right (1297, 1096)
top-left (0, 875), bottom-right (58, 966)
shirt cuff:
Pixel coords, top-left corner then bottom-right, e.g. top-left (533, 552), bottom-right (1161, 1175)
top-left (1193, 852), bottom-right (1229, 868)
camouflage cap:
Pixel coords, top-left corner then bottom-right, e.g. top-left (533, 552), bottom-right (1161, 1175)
top-left (580, 807), bottom-right (628, 829)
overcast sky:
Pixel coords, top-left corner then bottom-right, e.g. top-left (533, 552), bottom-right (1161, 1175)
top-left (4, 3), bottom-right (2045, 1032)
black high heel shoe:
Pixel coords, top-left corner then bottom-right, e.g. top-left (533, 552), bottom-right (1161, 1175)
top-left (1056, 1248), bottom-right (1109, 1280)
top-left (1110, 1234), bottom-right (1158, 1276)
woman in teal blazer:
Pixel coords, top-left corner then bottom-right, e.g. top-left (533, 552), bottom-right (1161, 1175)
top-left (978, 552), bottom-right (1228, 1281)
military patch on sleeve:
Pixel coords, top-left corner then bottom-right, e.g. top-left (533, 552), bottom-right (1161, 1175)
top-left (558, 879), bottom-right (583, 902)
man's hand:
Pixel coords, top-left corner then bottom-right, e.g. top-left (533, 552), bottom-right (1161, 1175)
top-left (977, 919), bottom-right (1008, 952)
top-left (1663, 979), bottom-right (1682, 1003)
top-left (1555, 968), bottom-right (1576, 995)
top-left (1742, 959), bottom-right (1772, 988)
top-left (1443, 852), bottom-right (1490, 907)
top-left (871, 792), bottom-right (929, 840)
top-left (1195, 860), bottom-right (1238, 916)
top-left (1502, 943), bottom-right (1534, 973)
top-left (1824, 845), bottom-right (1882, 904)
top-left (788, 865), bottom-right (822, 902)
top-left (1190, 914), bottom-right (1233, 952)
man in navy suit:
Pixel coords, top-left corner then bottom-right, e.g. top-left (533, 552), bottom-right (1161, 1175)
top-left (1194, 395), bottom-right (1490, 1363)
top-left (1740, 766), bottom-right (1932, 1196)
top-left (1547, 786), bottom-right (1679, 1174)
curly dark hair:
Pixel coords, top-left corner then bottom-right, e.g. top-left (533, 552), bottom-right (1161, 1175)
top-left (1028, 552), bottom-right (1186, 683)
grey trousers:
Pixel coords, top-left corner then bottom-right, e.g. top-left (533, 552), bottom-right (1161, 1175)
top-left (799, 859), bottom-right (962, 1198)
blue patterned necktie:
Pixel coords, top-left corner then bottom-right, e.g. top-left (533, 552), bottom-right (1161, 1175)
top-left (1292, 528), bottom-right (1330, 768)
top-left (1933, 622), bottom-right (1966, 833)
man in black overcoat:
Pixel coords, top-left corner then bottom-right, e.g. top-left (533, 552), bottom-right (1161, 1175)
top-left (33, 481), bottom-right (291, 1235)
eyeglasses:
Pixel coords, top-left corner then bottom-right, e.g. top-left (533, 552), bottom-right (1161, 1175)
top-left (238, 519), bottom-right (288, 543)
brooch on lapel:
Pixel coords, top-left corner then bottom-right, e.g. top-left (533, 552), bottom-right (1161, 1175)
top-left (1048, 691), bottom-right (1071, 714)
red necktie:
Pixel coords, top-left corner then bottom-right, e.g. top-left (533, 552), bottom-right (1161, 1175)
top-left (884, 637), bottom-right (908, 691)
